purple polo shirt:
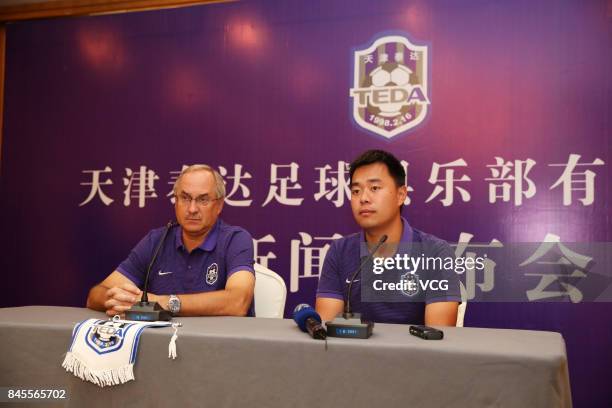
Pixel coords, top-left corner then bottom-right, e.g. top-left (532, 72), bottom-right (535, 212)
top-left (117, 219), bottom-right (255, 315)
top-left (316, 217), bottom-right (461, 324)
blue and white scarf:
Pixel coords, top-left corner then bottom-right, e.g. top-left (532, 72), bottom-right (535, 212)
top-left (62, 318), bottom-right (174, 387)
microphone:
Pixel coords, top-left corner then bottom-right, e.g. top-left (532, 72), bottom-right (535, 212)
top-left (293, 304), bottom-right (327, 340)
top-left (344, 234), bottom-right (388, 317)
top-left (326, 234), bottom-right (388, 339)
top-left (125, 220), bottom-right (176, 322)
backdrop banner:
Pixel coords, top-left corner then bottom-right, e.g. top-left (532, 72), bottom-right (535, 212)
top-left (1, 0), bottom-right (610, 405)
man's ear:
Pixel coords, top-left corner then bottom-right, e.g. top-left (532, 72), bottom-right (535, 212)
top-left (397, 185), bottom-right (408, 206)
top-left (216, 198), bottom-right (224, 216)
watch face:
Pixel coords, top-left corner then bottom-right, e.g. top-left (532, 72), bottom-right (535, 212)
top-left (169, 296), bottom-right (180, 314)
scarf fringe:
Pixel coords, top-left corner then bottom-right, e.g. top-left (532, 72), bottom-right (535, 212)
top-left (62, 352), bottom-right (134, 387)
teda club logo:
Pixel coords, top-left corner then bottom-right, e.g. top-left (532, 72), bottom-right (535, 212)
top-left (400, 272), bottom-right (420, 297)
top-left (206, 263), bottom-right (219, 285)
top-left (85, 320), bottom-right (131, 354)
top-left (350, 34), bottom-right (430, 139)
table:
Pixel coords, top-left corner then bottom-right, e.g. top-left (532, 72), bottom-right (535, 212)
top-left (0, 306), bottom-right (571, 407)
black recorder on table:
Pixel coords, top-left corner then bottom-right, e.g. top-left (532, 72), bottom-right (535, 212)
top-left (409, 325), bottom-right (444, 340)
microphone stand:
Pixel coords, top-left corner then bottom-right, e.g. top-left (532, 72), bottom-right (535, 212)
top-left (125, 221), bottom-right (175, 322)
top-left (325, 235), bottom-right (388, 339)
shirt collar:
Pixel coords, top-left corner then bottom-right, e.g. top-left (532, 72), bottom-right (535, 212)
top-left (400, 216), bottom-right (414, 256)
top-left (175, 219), bottom-right (220, 252)
top-left (360, 216), bottom-right (413, 257)
top-left (174, 226), bottom-right (183, 250)
top-left (400, 216), bottom-right (413, 243)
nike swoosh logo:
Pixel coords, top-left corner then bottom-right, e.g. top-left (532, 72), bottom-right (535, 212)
top-left (346, 279), bottom-right (360, 284)
top-left (158, 270), bottom-right (173, 276)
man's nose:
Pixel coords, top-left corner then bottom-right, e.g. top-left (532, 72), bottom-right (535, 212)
top-left (359, 190), bottom-right (371, 204)
top-left (188, 200), bottom-right (199, 212)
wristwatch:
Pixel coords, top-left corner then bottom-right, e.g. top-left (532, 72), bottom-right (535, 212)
top-left (168, 294), bottom-right (181, 315)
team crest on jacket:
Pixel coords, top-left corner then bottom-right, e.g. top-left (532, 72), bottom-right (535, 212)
top-left (400, 272), bottom-right (420, 297)
top-left (85, 320), bottom-right (131, 354)
top-left (206, 263), bottom-right (219, 285)
top-left (350, 34), bottom-right (430, 139)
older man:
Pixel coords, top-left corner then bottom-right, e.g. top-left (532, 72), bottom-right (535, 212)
top-left (86, 164), bottom-right (255, 317)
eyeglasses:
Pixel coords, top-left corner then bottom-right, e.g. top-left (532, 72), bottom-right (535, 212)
top-left (175, 193), bottom-right (222, 207)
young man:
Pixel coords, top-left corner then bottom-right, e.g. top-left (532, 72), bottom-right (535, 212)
top-left (316, 150), bottom-right (460, 326)
top-left (86, 164), bottom-right (255, 317)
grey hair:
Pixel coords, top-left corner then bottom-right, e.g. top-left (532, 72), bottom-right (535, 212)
top-left (173, 164), bottom-right (226, 198)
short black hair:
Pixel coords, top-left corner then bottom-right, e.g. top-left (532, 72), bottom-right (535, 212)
top-left (349, 149), bottom-right (406, 187)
